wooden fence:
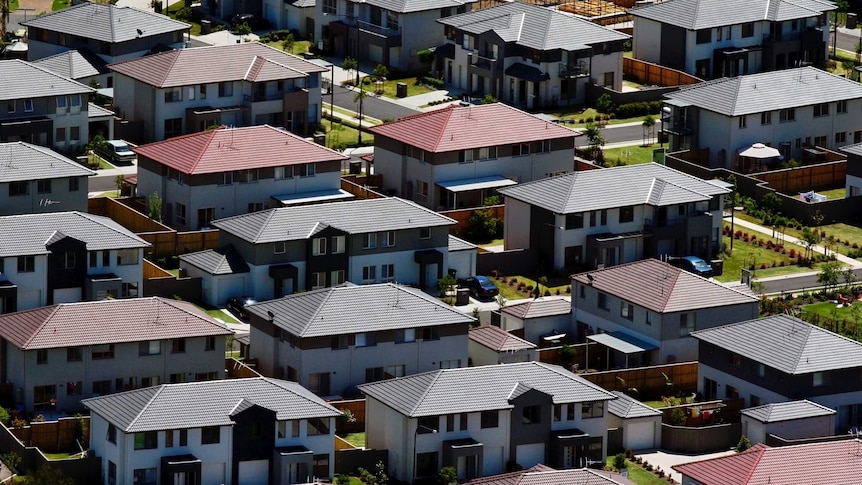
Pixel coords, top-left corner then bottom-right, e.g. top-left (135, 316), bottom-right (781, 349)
top-left (578, 362), bottom-right (698, 399)
top-left (624, 58), bottom-right (703, 87)
top-left (754, 160), bottom-right (847, 195)
top-left (138, 229), bottom-right (221, 259)
top-left (330, 399), bottom-right (366, 434)
top-left (439, 204), bottom-right (504, 234)
top-left (341, 177), bottom-right (387, 200)
top-left (11, 416), bottom-right (90, 453)
top-left (143, 259), bottom-right (173, 279)
top-left (225, 358), bottom-right (262, 379)
top-left (88, 197), bottom-right (168, 233)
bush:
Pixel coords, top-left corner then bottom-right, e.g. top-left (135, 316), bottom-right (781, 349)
top-left (736, 435), bottom-right (752, 452)
top-left (417, 49), bottom-right (434, 63)
top-left (614, 101), bottom-right (662, 118)
top-left (0, 408), bottom-right (9, 426)
top-left (613, 453), bottom-right (627, 471)
top-left (418, 76), bottom-right (444, 89)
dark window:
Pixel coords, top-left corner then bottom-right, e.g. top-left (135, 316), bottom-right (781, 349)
top-left (313, 454), bottom-right (330, 479)
top-left (741, 22), bottom-right (754, 37)
top-left (139, 341), bottom-right (160, 356)
top-left (565, 213), bottom-right (584, 229)
top-left (422, 326), bottom-right (440, 341)
top-left (201, 426), bottom-right (220, 444)
top-left (67, 347), bottom-right (82, 362)
top-left (107, 424), bottom-right (117, 444)
top-left (205, 336), bottom-right (216, 351)
top-left (522, 405), bottom-right (541, 424)
top-left (66, 381), bottom-right (82, 396)
top-left (218, 82), bottom-right (233, 97)
top-left (417, 416), bottom-right (438, 433)
top-left (92, 344), bottom-right (115, 360)
top-left (171, 338), bottom-right (186, 353)
top-left (598, 292), bottom-right (609, 311)
top-left (582, 401), bottom-right (603, 418)
top-left (619, 206), bottom-right (634, 223)
top-left (729, 353), bottom-right (742, 366)
top-left (9, 181), bottom-right (28, 196)
top-left (36, 349), bottom-right (48, 365)
top-left (108, 461), bottom-right (117, 485)
top-left (61, 252), bottom-right (76, 269)
top-left (17, 256), bottom-right (34, 273)
top-left (165, 430), bottom-right (174, 448)
top-left (446, 415), bottom-right (455, 432)
top-left (621, 301), bottom-right (634, 320)
top-left (93, 380), bottom-right (111, 396)
top-left (814, 103), bottom-right (829, 117)
top-left (331, 335), bottom-right (349, 350)
top-left (419, 227), bottom-right (431, 239)
top-left (416, 452), bottom-right (439, 478)
top-left (179, 429), bottom-right (188, 446)
top-left (779, 108), bottom-right (795, 122)
top-left (460, 413), bottom-right (468, 430)
top-left (134, 431), bottom-right (158, 449)
top-left (480, 410), bottom-right (499, 428)
top-left (307, 418), bottom-right (330, 435)
top-left (37, 179), bottom-right (51, 194)
top-left (695, 29), bottom-right (711, 44)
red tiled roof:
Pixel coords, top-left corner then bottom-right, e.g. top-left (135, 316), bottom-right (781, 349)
top-left (0, 297), bottom-right (231, 349)
top-left (133, 125), bottom-right (348, 175)
top-left (469, 325), bottom-right (536, 352)
top-left (368, 103), bottom-right (577, 153)
top-left (673, 440), bottom-right (862, 484)
top-left (501, 297), bottom-right (571, 319)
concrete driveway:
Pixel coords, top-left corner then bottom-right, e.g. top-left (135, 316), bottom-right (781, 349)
top-left (637, 449), bottom-right (736, 483)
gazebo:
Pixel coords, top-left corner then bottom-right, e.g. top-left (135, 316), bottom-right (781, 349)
top-left (737, 143), bottom-right (782, 173)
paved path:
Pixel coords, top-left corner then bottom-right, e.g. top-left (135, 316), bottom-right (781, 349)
top-left (637, 449), bottom-right (736, 484)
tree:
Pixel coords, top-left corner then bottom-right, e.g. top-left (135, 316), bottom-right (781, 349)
top-left (800, 227), bottom-right (819, 263)
top-left (812, 210), bottom-right (824, 235)
top-left (595, 93), bottom-right (614, 114)
top-left (235, 22), bottom-right (252, 41)
top-left (613, 453), bottom-right (627, 471)
top-left (584, 123), bottom-right (605, 164)
top-left (761, 192), bottom-right (781, 216)
top-left (736, 435), bottom-right (751, 452)
top-left (2, 452), bottom-right (20, 473)
top-left (72, 413), bottom-right (87, 445)
top-left (417, 49), bottom-right (434, 64)
top-left (642, 115), bottom-right (655, 146)
top-left (437, 273), bottom-right (457, 303)
top-left (843, 267), bottom-right (857, 292)
top-left (371, 64), bottom-right (389, 82)
top-left (817, 260), bottom-right (841, 293)
top-left (148, 191), bottom-right (163, 222)
top-left (440, 466), bottom-right (457, 485)
top-left (537, 275), bottom-right (549, 297)
top-left (481, 93), bottom-right (499, 104)
top-left (281, 32), bottom-right (295, 53)
top-left (115, 174), bottom-right (126, 196)
top-left (466, 208), bottom-right (502, 242)
top-left (29, 465), bottom-right (77, 485)
top-left (341, 57), bottom-right (359, 84)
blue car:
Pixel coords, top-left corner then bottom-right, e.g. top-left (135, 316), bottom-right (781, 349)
top-left (458, 276), bottom-right (499, 299)
top-left (668, 256), bottom-right (714, 278)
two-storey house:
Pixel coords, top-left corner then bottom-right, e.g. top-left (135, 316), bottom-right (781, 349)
top-left (248, 282), bottom-right (473, 397)
top-left (663, 66), bottom-right (862, 167)
top-left (133, 125), bottom-right (350, 230)
top-left (109, 42), bottom-right (327, 143)
top-left (0, 211), bottom-right (150, 313)
top-left (692, 314), bottom-right (862, 433)
top-left (436, 3), bottom-right (629, 108)
top-left (359, 362), bottom-right (616, 483)
top-left (315, 0), bottom-right (475, 74)
top-left (631, 0), bottom-right (834, 79)
top-left (498, 163), bottom-right (731, 272)
top-left (84, 377), bottom-right (342, 485)
top-left (22, 3), bottom-right (190, 66)
top-left (0, 141), bottom-right (94, 215)
top-left (369, 103), bottom-right (578, 210)
top-left (0, 60), bottom-right (94, 152)
top-left (571, 259), bottom-right (759, 366)
top-left (0, 297), bottom-right (231, 413)
top-left (179, 197), bottom-right (456, 304)
top-left (840, 143), bottom-right (862, 198)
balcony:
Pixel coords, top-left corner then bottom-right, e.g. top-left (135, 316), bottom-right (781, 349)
top-left (559, 61), bottom-right (589, 78)
top-left (357, 19), bottom-right (401, 40)
top-left (644, 212), bottom-right (713, 236)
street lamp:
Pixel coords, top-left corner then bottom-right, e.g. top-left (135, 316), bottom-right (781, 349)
top-left (412, 423), bottom-right (438, 484)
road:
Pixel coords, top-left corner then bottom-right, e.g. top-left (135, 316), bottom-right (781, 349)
top-left (329, 84), bottom-right (418, 122)
top-left (832, 27), bottom-right (862, 54)
top-left (600, 123), bottom-right (647, 145)
top-left (760, 267), bottom-right (862, 294)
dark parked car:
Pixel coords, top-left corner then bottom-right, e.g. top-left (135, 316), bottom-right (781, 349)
top-left (227, 296), bottom-right (257, 320)
top-left (231, 13), bottom-right (270, 31)
top-left (458, 276), bottom-right (499, 299)
top-left (668, 256), bottom-right (714, 278)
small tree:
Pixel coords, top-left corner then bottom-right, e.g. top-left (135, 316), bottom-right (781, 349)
top-left (0, 408), bottom-right (9, 426)
top-left (148, 191), bottom-right (163, 222)
top-left (341, 57), bottom-right (359, 84)
top-left (612, 453), bottom-right (627, 471)
top-left (843, 267), bottom-right (858, 293)
top-left (584, 123), bottom-right (605, 163)
top-left (669, 408), bottom-right (686, 426)
top-left (537, 275), bottom-right (549, 297)
top-left (335, 475), bottom-right (352, 485)
top-left (642, 115), bottom-right (655, 146)
top-left (417, 49), bottom-right (434, 64)
top-left (440, 466), bottom-right (457, 484)
top-left (437, 273), bottom-right (457, 303)
top-left (371, 64), bottom-right (389, 82)
top-left (736, 435), bottom-right (752, 452)
top-left (235, 22), bottom-right (252, 41)
top-left (281, 32), bottom-right (295, 53)
top-left (2, 452), bottom-right (20, 473)
top-left (800, 227), bottom-right (819, 262)
top-left (73, 413), bottom-right (87, 445)
top-left (817, 260), bottom-right (842, 293)
top-left (115, 174), bottom-right (127, 196)
top-left (595, 93), bottom-right (614, 114)
top-left (481, 93), bottom-right (499, 104)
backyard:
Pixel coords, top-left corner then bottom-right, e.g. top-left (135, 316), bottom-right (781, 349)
top-left (732, 212), bottom-right (862, 258)
top-left (605, 456), bottom-right (669, 485)
top-left (603, 145), bottom-right (659, 166)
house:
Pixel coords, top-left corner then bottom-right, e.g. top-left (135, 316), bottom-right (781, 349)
top-left (692, 314), bottom-right (862, 432)
top-left (436, 3), bottom-right (630, 108)
top-left (607, 391), bottom-right (662, 450)
top-left (358, 361), bottom-right (616, 483)
top-left (448, 235), bottom-right (477, 280)
top-left (108, 42), bottom-right (327, 143)
top-left (83, 377), bottom-right (342, 485)
top-left (463, 464), bottom-right (637, 485)
top-left (133, 125), bottom-right (350, 230)
top-left (498, 163), bottom-right (731, 272)
top-left (499, 298), bottom-right (571, 346)
top-left (368, 103), bottom-right (579, 210)
top-left (839, 143), bottom-right (862, 198)
top-left (0, 60), bottom-right (95, 152)
top-left (0, 141), bottom-right (95, 215)
top-left (740, 400), bottom-right (836, 445)
top-left (0, 211), bottom-right (150, 313)
top-left (673, 440), bottom-right (862, 485)
top-left (0, 297), bottom-right (231, 413)
top-left (663, 66), bottom-right (862, 168)
top-left (22, 3), bottom-right (190, 65)
top-left (571, 259), bottom-right (759, 367)
top-left (31, 49), bottom-right (110, 88)
top-left (270, 0), bottom-right (316, 38)
top-left (314, 0), bottom-right (475, 74)
top-left (247, 282), bottom-right (473, 397)
top-left (468, 324), bottom-right (537, 366)
top-left (630, 0), bottom-right (834, 79)
top-left (179, 197), bottom-right (456, 304)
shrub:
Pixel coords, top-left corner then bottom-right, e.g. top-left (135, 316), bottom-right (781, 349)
top-left (417, 49), bottom-right (434, 63)
top-left (736, 435), bottom-right (752, 452)
top-left (419, 76), bottom-right (444, 89)
top-left (566, 286), bottom-right (571, 293)
top-left (760, 263), bottom-right (767, 269)
top-left (789, 248), bottom-right (796, 258)
top-left (0, 408), bottom-right (9, 426)
top-left (613, 453), bottom-right (627, 471)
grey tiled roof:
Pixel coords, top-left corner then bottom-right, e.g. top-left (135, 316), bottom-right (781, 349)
top-left (0, 297), bottom-right (230, 350)
top-left (630, 0), bottom-right (835, 30)
top-left (213, 197), bottom-right (455, 243)
top-left (665, 67), bottom-right (862, 116)
top-left (0, 211), bottom-right (150, 257)
top-left (571, 259), bottom-right (758, 313)
top-left (448, 234), bottom-right (477, 252)
top-left (82, 377), bottom-right (341, 432)
top-left (501, 298), bottom-right (571, 320)
top-left (840, 143), bottom-right (862, 157)
top-left (365, 0), bottom-right (475, 14)
top-left (31, 49), bottom-right (108, 80)
top-left (179, 245), bottom-right (249, 275)
top-left (247, 283), bottom-right (474, 337)
top-left (22, 3), bottom-right (189, 43)
top-left (741, 400), bottom-right (835, 423)
top-left (0, 142), bottom-right (95, 183)
top-left (0, 60), bottom-right (94, 101)
top-left (608, 391), bottom-right (662, 419)
top-left (499, 163), bottom-right (728, 214)
top-left (691, 314), bottom-right (862, 374)
top-left (469, 325), bottom-right (536, 352)
top-left (358, 362), bottom-right (615, 417)
top-left (438, 3), bottom-right (629, 51)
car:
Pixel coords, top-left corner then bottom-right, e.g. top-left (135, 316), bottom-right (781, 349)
top-left (668, 256), bottom-right (714, 278)
top-left (101, 140), bottom-right (136, 164)
top-left (230, 13), bottom-right (270, 31)
top-left (226, 296), bottom-right (257, 320)
top-left (457, 276), bottom-right (499, 299)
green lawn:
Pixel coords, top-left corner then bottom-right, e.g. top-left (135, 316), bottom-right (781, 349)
top-left (265, 40), bottom-right (312, 56)
top-left (603, 145), bottom-right (660, 166)
top-left (804, 301), bottom-right (859, 320)
top-left (505, 275), bottom-right (571, 296)
top-left (364, 77), bottom-right (436, 99)
top-left (340, 432), bottom-right (366, 448)
top-left (193, 305), bottom-right (239, 324)
top-left (52, 0), bottom-right (70, 10)
top-left (552, 107), bottom-right (655, 126)
top-left (605, 457), bottom-right (669, 485)
top-left (491, 278), bottom-right (529, 301)
top-left (322, 118), bottom-right (374, 149)
top-left (43, 452), bottom-right (82, 460)
top-left (818, 187), bottom-right (846, 200)
top-left (718, 223), bottom-right (811, 283)
top-left (733, 212), bottom-right (862, 258)
top-left (327, 104), bottom-right (382, 125)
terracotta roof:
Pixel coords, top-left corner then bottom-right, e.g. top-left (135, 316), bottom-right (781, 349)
top-left (133, 125), bottom-right (348, 175)
top-left (367, 103), bottom-right (577, 153)
top-left (0, 297), bottom-right (231, 349)
top-left (501, 297), bottom-right (571, 319)
top-left (571, 259), bottom-right (758, 313)
top-left (673, 440), bottom-right (862, 485)
top-left (108, 42), bottom-right (327, 88)
top-left (464, 465), bottom-right (637, 485)
top-left (469, 325), bottom-right (536, 352)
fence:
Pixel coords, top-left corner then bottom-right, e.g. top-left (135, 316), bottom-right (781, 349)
top-left (225, 358), bottom-right (262, 379)
top-left (334, 448), bottom-right (388, 476)
top-left (143, 274), bottom-right (202, 301)
top-left (476, 248), bottom-right (540, 276)
top-left (624, 58), bottom-right (703, 87)
top-left (661, 422), bottom-right (741, 453)
top-left (439, 204), bottom-right (504, 234)
top-left (0, 419), bottom-right (100, 483)
top-left (341, 177), bottom-right (387, 200)
top-left (766, 433), bottom-right (855, 447)
top-left (585, 83), bottom-right (680, 107)
top-left (11, 416), bottom-right (90, 453)
top-left (88, 197), bottom-right (169, 233)
top-left (578, 362), bottom-right (698, 399)
top-left (754, 161), bottom-right (846, 195)
top-left (330, 399), bottom-right (366, 434)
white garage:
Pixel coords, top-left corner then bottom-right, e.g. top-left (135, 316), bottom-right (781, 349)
top-left (238, 459), bottom-right (269, 485)
top-left (483, 446), bottom-right (505, 476)
top-left (607, 391), bottom-right (662, 451)
top-left (515, 443), bottom-right (545, 468)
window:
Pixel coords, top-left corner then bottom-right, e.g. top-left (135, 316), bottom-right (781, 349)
top-left (582, 401), bottom-right (603, 418)
top-left (422, 326), bottom-right (440, 341)
top-left (66, 381), bottom-right (82, 396)
top-left (117, 249), bottom-right (138, 266)
top-left (67, 347), bottom-right (82, 362)
top-left (838, 100), bottom-right (848, 114)
top-left (761, 112), bottom-right (772, 125)
top-left (779, 108), bottom-right (795, 122)
top-left (56, 127), bottom-right (66, 144)
top-left (514, 143), bottom-right (531, 156)
top-left (679, 313), bottom-right (696, 336)
top-left (645, 311), bottom-right (652, 326)
top-left (754, 363), bottom-right (765, 377)
top-left (554, 404), bottom-right (562, 422)
top-left (567, 404), bottom-right (575, 420)
top-left (164, 87), bottom-right (182, 102)
top-left (695, 29), bottom-right (711, 44)
top-left (750, 394), bottom-right (762, 407)
top-left (741, 22), bottom-right (754, 37)
top-left (738, 116), bottom-right (747, 129)
top-left (726, 385), bottom-right (739, 399)
top-left (439, 359), bottom-right (461, 369)
top-left (165, 431), bottom-right (174, 448)
top-left (5, 100), bottom-right (14, 113)
top-left (218, 81), bottom-right (233, 97)
top-left (481, 410), bottom-right (499, 428)
top-left (274, 166), bottom-right (293, 179)
top-left (122, 282), bottom-right (138, 298)
top-left (35, 179), bottom-right (50, 194)
top-left (36, 349), bottom-right (48, 365)
top-left (70, 95), bottom-right (81, 109)
top-left (313, 237), bottom-right (327, 256)
top-left (322, 0), bottom-right (336, 14)
top-left (331, 334), bottom-right (349, 350)
top-left (298, 164), bottom-right (315, 177)
top-left (355, 332), bottom-right (376, 348)
top-left (169, 373), bottom-right (186, 383)
top-left (139, 340), bottom-right (161, 356)
top-left (619, 206), bottom-right (634, 223)
top-left (814, 103), bottom-right (829, 117)
top-left (419, 227), bottom-right (430, 239)
top-left (331, 235), bottom-right (345, 254)
top-left (579, 284), bottom-right (585, 299)
top-left (620, 301), bottom-right (634, 320)
top-left (171, 338), bottom-right (186, 353)
top-left (362, 266), bottom-right (376, 282)
top-left (9, 181), bottom-right (28, 196)
top-left (418, 416), bottom-right (438, 433)
top-left (598, 292), bottom-right (609, 311)
top-left (93, 380), bottom-right (111, 396)
top-left (134, 431), bottom-right (158, 450)
top-left (176, 203), bottom-right (187, 226)
top-left (381, 264), bottom-right (395, 282)
top-left (313, 454), bottom-right (330, 479)
top-left (446, 414), bottom-right (456, 432)
top-left (836, 132), bottom-right (847, 144)
top-left (537, 140), bottom-right (551, 153)
top-left (273, 241), bottom-right (286, 254)
top-left (201, 426), bottom-right (220, 444)
top-left (729, 353), bottom-right (742, 366)
top-left (813, 371), bottom-right (830, 386)
top-left (205, 336), bottom-right (216, 351)
top-left (17, 256), bottom-right (34, 273)
top-left (219, 172), bottom-right (234, 185)
top-left (363, 233), bottom-right (377, 249)
top-left (200, 84), bottom-right (207, 99)
top-left (56, 96), bottom-right (67, 110)
top-left (463, 146), bottom-right (497, 162)
top-left (589, 211), bottom-right (597, 227)
top-left (565, 213), bottom-right (584, 229)
top-left (92, 344), bottom-right (114, 359)
top-left (307, 418), bottom-right (330, 435)
top-left (164, 118), bottom-right (182, 138)
top-left (416, 452), bottom-right (439, 478)
top-left (814, 135), bottom-right (827, 147)
top-left (277, 420), bottom-right (300, 438)
top-left (395, 328), bottom-right (415, 343)
top-left (240, 169), bottom-right (259, 183)
top-left (460, 413), bottom-right (468, 430)
top-left (23, 99), bottom-right (33, 112)
top-left (311, 272), bottom-right (326, 289)
top-left (108, 461), bottom-right (117, 485)
top-left (522, 405), bottom-right (541, 424)
top-left (69, 177), bottom-right (79, 192)
top-left (381, 231), bottom-right (395, 247)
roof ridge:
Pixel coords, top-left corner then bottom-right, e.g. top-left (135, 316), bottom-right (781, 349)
top-left (20, 305), bottom-right (61, 349)
top-left (189, 129), bottom-right (220, 174)
top-left (126, 385), bottom-right (166, 431)
top-left (73, 211), bottom-right (149, 246)
top-left (431, 105), bottom-right (457, 152)
top-left (299, 286), bottom-right (337, 336)
top-left (740, 444), bottom-right (769, 484)
top-left (160, 297), bottom-right (230, 331)
top-left (408, 369), bottom-right (446, 416)
top-left (19, 59), bottom-right (96, 93)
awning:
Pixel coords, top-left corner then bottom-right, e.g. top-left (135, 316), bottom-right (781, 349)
top-left (437, 175), bottom-right (516, 193)
top-left (587, 332), bottom-right (657, 354)
top-left (433, 43), bottom-right (456, 60)
top-left (505, 63), bottom-right (550, 82)
top-left (192, 106), bottom-right (241, 115)
top-left (543, 333), bottom-right (567, 342)
top-left (445, 438), bottom-right (483, 449)
top-left (591, 231), bottom-right (644, 243)
top-left (664, 98), bottom-right (692, 108)
top-left (163, 454), bottom-right (201, 465)
top-left (739, 143), bottom-right (780, 159)
top-left (272, 188), bottom-right (354, 206)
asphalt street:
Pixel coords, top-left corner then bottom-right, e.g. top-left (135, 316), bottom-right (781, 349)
top-left (599, 123), bottom-right (648, 145)
top-left (832, 27), bottom-right (862, 53)
top-left (329, 84), bottom-right (418, 121)
top-left (760, 267), bottom-right (862, 294)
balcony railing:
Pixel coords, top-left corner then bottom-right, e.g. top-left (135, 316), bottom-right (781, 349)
top-left (470, 54), bottom-right (496, 70)
top-left (244, 87), bottom-right (308, 104)
top-left (559, 61), bottom-right (589, 78)
top-left (357, 20), bottom-right (401, 38)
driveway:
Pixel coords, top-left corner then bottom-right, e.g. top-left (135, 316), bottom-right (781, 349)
top-left (637, 449), bottom-right (737, 483)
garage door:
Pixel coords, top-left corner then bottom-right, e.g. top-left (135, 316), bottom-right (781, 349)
top-left (238, 459), bottom-right (269, 485)
top-left (202, 462), bottom-right (226, 485)
top-left (483, 446), bottom-right (505, 476)
top-left (515, 443), bottom-right (545, 468)
top-left (216, 276), bottom-right (246, 305)
top-left (16, 290), bottom-right (41, 310)
top-left (626, 420), bottom-right (657, 450)
top-left (53, 287), bottom-right (82, 304)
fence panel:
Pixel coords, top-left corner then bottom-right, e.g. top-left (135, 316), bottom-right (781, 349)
top-left (579, 362), bottom-right (698, 399)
